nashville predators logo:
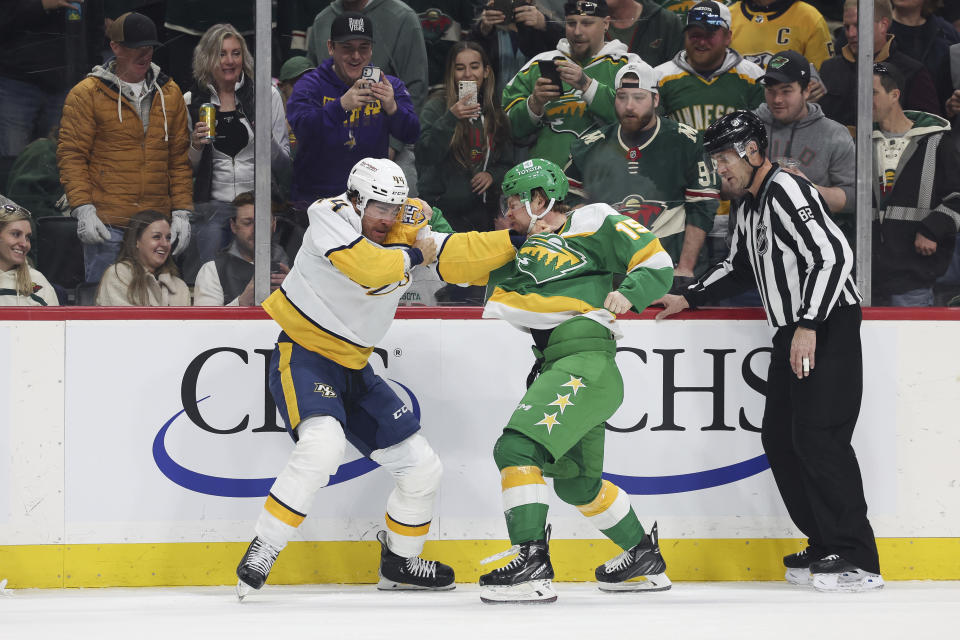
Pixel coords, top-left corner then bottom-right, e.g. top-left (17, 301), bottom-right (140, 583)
top-left (314, 383), bottom-right (338, 397)
top-left (614, 195), bottom-right (666, 227)
top-left (516, 235), bottom-right (588, 283)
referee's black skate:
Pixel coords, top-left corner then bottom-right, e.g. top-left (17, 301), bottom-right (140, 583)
top-left (595, 521), bottom-right (672, 592)
top-left (479, 525), bottom-right (556, 604)
top-left (376, 530), bottom-right (455, 590)
top-left (783, 546), bottom-right (825, 586)
top-left (236, 536), bottom-right (281, 601)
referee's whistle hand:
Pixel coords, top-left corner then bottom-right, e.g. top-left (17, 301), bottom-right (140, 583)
top-left (790, 327), bottom-right (817, 379)
top-left (654, 294), bottom-right (689, 320)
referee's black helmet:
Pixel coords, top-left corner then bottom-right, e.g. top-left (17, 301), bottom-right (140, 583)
top-left (703, 110), bottom-right (768, 157)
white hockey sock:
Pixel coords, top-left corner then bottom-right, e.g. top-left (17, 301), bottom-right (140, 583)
top-left (254, 415), bottom-right (346, 549)
top-left (371, 434), bottom-right (443, 558)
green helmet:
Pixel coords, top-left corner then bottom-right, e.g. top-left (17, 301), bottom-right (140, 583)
top-left (501, 158), bottom-right (569, 205)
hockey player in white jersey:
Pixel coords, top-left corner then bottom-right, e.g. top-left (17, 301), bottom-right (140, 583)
top-left (235, 158), bottom-right (517, 599)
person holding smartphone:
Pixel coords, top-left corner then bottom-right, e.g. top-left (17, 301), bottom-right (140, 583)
top-left (501, 0), bottom-right (644, 167)
top-left (417, 42), bottom-right (515, 233)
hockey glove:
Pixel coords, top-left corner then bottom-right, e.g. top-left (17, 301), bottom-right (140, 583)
top-left (73, 205), bottom-right (111, 245)
top-left (169, 210), bottom-right (192, 256)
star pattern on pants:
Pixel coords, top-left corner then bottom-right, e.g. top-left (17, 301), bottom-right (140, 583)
top-left (548, 393), bottom-right (574, 414)
top-left (536, 412), bottom-right (561, 434)
top-left (561, 376), bottom-right (586, 395)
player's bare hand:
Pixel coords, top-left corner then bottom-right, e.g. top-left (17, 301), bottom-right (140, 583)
top-left (806, 79), bottom-right (826, 102)
top-left (653, 293), bottom-right (689, 320)
top-left (915, 232), bottom-right (937, 256)
top-left (790, 326), bottom-right (816, 379)
top-left (529, 218), bottom-right (556, 234)
top-left (529, 77), bottom-right (562, 114)
top-left (604, 290), bottom-right (632, 315)
top-left (370, 76), bottom-right (397, 114)
top-left (414, 236), bottom-right (438, 264)
top-left (557, 58), bottom-right (591, 92)
top-left (341, 79), bottom-right (375, 111)
top-left (471, 171), bottom-right (494, 194)
top-left (450, 95), bottom-right (482, 120)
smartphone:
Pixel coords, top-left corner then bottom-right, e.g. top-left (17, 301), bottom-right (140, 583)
top-left (490, 0), bottom-right (515, 23)
top-left (539, 58), bottom-right (564, 90)
top-left (458, 80), bottom-right (478, 106)
top-left (361, 65), bottom-right (381, 88)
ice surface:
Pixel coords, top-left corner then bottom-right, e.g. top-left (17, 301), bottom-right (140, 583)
top-left (2, 581), bottom-right (958, 639)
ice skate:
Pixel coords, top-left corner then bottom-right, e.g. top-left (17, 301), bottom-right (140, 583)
top-left (810, 554), bottom-right (884, 592)
top-left (783, 547), bottom-right (824, 586)
top-left (376, 530), bottom-right (455, 590)
top-left (479, 525), bottom-right (556, 604)
top-left (595, 521), bottom-right (671, 592)
top-left (235, 536), bottom-right (281, 601)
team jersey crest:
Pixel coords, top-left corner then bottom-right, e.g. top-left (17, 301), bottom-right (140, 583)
top-left (516, 235), bottom-right (588, 283)
top-left (614, 196), bottom-right (667, 228)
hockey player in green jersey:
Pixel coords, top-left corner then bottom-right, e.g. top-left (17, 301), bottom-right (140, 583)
top-left (501, 0), bottom-right (643, 167)
top-left (566, 60), bottom-right (719, 287)
top-left (476, 158), bottom-right (674, 603)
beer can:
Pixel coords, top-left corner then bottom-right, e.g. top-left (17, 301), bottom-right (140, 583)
top-left (199, 103), bottom-right (217, 140)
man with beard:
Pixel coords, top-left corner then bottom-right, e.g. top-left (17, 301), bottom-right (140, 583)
top-left (501, 0), bottom-right (642, 167)
top-left (655, 0), bottom-right (763, 267)
top-left (655, 111), bottom-right (883, 593)
top-left (566, 60), bottom-right (719, 288)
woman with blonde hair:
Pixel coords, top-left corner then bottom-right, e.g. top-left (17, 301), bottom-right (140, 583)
top-left (416, 40), bottom-right (515, 233)
top-left (0, 201), bottom-right (58, 306)
top-left (181, 23), bottom-right (290, 282)
top-left (96, 210), bottom-right (190, 306)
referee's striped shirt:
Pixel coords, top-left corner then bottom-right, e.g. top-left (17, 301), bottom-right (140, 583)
top-left (685, 167), bottom-right (861, 328)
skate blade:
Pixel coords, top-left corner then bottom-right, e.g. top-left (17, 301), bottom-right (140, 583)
top-left (376, 576), bottom-right (456, 591)
top-left (598, 572), bottom-right (672, 592)
top-left (480, 580), bottom-right (557, 604)
top-left (236, 579), bottom-right (254, 601)
top-left (812, 572), bottom-right (884, 593)
top-left (785, 567), bottom-right (811, 586)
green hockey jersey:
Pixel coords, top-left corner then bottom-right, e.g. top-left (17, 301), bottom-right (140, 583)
top-left (655, 49), bottom-right (765, 131)
top-left (565, 117), bottom-right (719, 264)
top-left (483, 202), bottom-right (673, 338)
top-left (502, 39), bottom-right (641, 167)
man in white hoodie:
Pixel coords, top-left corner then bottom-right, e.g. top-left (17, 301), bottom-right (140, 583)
top-left (501, 0), bottom-right (643, 167)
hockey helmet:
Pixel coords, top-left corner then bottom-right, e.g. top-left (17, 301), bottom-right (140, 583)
top-left (501, 158), bottom-right (569, 207)
top-left (703, 110), bottom-right (768, 159)
top-left (346, 157), bottom-right (409, 217)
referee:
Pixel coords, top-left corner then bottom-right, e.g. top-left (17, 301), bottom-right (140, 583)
top-left (655, 110), bottom-right (883, 592)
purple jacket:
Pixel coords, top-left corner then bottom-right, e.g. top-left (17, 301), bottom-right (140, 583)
top-left (287, 58), bottom-right (419, 204)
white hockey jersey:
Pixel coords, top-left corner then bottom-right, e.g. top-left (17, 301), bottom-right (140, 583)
top-left (263, 195), bottom-right (516, 369)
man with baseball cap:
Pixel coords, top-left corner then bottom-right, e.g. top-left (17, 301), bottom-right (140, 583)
top-left (305, 0), bottom-right (428, 111)
top-left (286, 12), bottom-right (419, 206)
top-left (655, 0), bottom-right (763, 276)
top-left (57, 11), bottom-right (193, 284)
top-left (567, 59), bottom-right (718, 288)
top-left (754, 50), bottom-right (855, 221)
top-left (502, 0), bottom-right (644, 167)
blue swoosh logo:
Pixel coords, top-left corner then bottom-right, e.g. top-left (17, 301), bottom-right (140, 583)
top-left (603, 453), bottom-right (771, 495)
top-left (154, 380), bottom-right (420, 498)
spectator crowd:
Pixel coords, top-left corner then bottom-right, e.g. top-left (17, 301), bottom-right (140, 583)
top-left (2, 0), bottom-right (959, 307)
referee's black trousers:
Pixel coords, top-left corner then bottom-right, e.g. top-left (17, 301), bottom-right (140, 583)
top-left (760, 304), bottom-right (880, 574)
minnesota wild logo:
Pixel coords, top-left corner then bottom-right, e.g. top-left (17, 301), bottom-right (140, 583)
top-left (516, 235), bottom-right (588, 283)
